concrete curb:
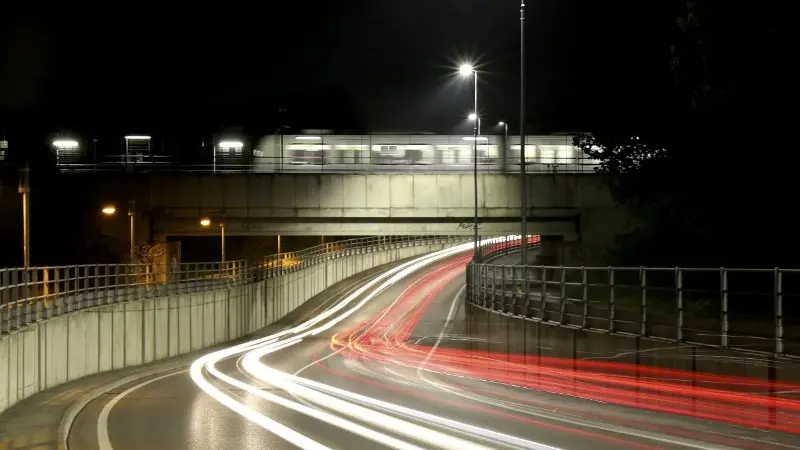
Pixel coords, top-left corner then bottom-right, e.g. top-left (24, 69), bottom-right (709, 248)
top-left (56, 361), bottom-right (189, 450)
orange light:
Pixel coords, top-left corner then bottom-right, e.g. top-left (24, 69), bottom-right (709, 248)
top-left (101, 205), bottom-right (116, 216)
top-left (200, 218), bottom-right (211, 227)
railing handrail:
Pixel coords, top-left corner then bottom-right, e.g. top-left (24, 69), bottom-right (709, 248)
top-left (467, 237), bottom-right (797, 358)
top-left (1, 235), bottom-right (470, 334)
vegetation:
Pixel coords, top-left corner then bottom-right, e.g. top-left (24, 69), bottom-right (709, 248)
top-left (575, 0), bottom-right (798, 268)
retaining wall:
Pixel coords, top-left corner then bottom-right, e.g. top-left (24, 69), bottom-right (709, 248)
top-left (0, 243), bottom-right (449, 416)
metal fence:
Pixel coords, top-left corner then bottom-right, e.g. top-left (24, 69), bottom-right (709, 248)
top-left (260, 235), bottom-right (470, 277)
top-left (1, 235), bottom-right (469, 334)
top-left (467, 260), bottom-right (800, 357)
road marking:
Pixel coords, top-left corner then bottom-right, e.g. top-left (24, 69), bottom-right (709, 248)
top-left (97, 370), bottom-right (186, 450)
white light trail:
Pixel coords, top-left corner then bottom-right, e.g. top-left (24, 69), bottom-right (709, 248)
top-left (191, 237), bottom-right (558, 450)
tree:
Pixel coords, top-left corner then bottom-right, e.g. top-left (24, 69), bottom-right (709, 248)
top-left (577, 0), bottom-right (799, 267)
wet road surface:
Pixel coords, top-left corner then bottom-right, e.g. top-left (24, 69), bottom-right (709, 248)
top-left (68, 247), bottom-right (800, 449)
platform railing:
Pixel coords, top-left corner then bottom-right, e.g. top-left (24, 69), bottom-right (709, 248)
top-left (0, 235), bottom-right (470, 334)
top-left (467, 254), bottom-right (800, 357)
top-left (53, 157), bottom-right (601, 174)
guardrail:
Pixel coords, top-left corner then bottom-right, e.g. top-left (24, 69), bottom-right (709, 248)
top-left (467, 246), bottom-right (800, 357)
top-left (260, 235), bottom-right (470, 277)
top-left (1, 235), bottom-right (470, 334)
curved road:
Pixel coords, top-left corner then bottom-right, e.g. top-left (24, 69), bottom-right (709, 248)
top-left (68, 244), bottom-right (800, 449)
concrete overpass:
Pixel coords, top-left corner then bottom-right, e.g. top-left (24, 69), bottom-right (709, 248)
top-left (81, 171), bottom-right (626, 265)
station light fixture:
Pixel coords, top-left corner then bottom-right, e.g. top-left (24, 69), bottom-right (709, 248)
top-left (218, 140), bottom-right (244, 150)
top-left (53, 139), bottom-right (79, 149)
top-left (101, 205), bottom-right (117, 216)
top-left (295, 136), bottom-right (321, 141)
top-left (200, 217), bottom-right (211, 227)
top-left (124, 135), bottom-right (151, 140)
top-left (462, 136), bottom-right (488, 141)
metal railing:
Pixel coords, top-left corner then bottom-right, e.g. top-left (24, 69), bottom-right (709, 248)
top-left (0, 261), bottom-right (247, 334)
top-left (260, 235), bottom-right (470, 277)
top-left (467, 255), bottom-right (800, 357)
top-left (1, 235), bottom-right (469, 334)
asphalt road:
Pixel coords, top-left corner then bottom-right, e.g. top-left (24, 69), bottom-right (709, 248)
top-left (67, 250), bottom-right (800, 450)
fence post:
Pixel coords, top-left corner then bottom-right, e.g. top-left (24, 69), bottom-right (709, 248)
top-left (721, 268), bottom-right (729, 349)
top-left (558, 266), bottom-right (566, 324)
top-left (775, 267), bottom-right (784, 355)
top-left (640, 267), bottom-right (647, 336)
top-left (539, 265), bottom-right (547, 321)
top-left (676, 267), bottom-right (683, 342)
top-left (581, 266), bottom-right (588, 329)
top-left (608, 267), bottom-right (615, 333)
top-left (491, 265), bottom-right (498, 311)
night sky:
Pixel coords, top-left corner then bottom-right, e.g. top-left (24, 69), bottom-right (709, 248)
top-left (1, 1), bottom-right (676, 138)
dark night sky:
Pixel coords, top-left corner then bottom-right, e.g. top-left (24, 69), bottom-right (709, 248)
top-left (0, 1), bottom-right (676, 137)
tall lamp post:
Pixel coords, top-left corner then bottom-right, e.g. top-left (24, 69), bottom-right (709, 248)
top-left (101, 201), bottom-right (135, 264)
top-left (520, 0), bottom-right (529, 264)
top-left (498, 121), bottom-right (509, 170)
top-left (459, 63), bottom-right (481, 262)
top-left (200, 217), bottom-right (225, 263)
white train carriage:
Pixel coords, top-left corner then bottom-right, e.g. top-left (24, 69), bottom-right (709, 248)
top-left (253, 132), bottom-right (597, 172)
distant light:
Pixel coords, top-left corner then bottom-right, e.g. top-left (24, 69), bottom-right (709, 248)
top-left (498, 121), bottom-right (505, 126)
top-left (458, 63), bottom-right (475, 77)
top-left (218, 140), bottom-right (244, 149)
top-left (125, 135), bottom-right (151, 140)
top-left (200, 218), bottom-right (211, 227)
top-left (295, 136), bottom-right (321, 141)
top-left (101, 205), bottom-right (117, 216)
top-left (463, 136), bottom-right (489, 141)
top-left (53, 140), bottom-right (79, 149)
top-left (468, 113), bottom-right (478, 121)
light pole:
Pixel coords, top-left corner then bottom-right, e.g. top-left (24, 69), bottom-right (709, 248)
top-left (18, 164), bottom-right (31, 268)
top-left (498, 121), bottom-right (509, 169)
top-left (200, 217), bottom-right (225, 262)
top-left (520, 0), bottom-right (529, 264)
top-left (101, 201), bottom-right (136, 264)
top-left (460, 63), bottom-right (481, 262)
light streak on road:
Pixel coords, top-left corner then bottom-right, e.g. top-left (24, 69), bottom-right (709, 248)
top-left (190, 237), bottom-right (559, 450)
top-left (185, 234), bottom-right (800, 449)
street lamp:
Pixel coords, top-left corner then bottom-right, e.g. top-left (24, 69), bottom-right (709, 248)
top-left (200, 217), bottom-right (226, 262)
top-left (520, 0), bottom-right (529, 264)
top-left (101, 200), bottom-right (136, 264)
top-left (459, 62), bottom-right (481, 262)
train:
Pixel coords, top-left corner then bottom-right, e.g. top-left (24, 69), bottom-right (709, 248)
top-left (250, 133), bottom-right (599, 172)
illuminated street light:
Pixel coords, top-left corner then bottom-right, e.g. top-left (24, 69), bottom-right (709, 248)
top-left (199, 217), bottom-right (225, 262)
top-left (456, 61), bottom-right (481, 261)
top-left (468, 113), bottom-right (478, 122)
top-left (101, 205), bottom-right (117, 216)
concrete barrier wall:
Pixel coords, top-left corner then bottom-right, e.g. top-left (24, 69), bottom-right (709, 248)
top-left (0, 242), bottom-right (449, 416)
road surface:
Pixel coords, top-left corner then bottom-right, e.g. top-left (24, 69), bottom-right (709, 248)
top-left (67, 246), bottom-right (800, 449)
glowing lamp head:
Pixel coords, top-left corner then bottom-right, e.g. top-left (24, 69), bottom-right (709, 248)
top-left (200, 218), bottom-right (211, 227)
top-left (458, 63), bottom-right (475, 77)
top-left (101, 205), bottom-right (117, 216)
top-left (498, 121), bottom-right (505, 126)
top-left (468, 113), bottom-right (478, 122)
